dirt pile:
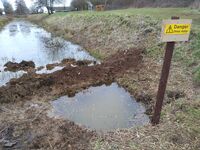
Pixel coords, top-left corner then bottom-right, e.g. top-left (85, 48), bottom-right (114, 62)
top-left (4, 61), bottom-right (35, 72)
top-left (0, 49), bottom-right (142, 149)
top-left (0, 48), bottom-right (142, 104)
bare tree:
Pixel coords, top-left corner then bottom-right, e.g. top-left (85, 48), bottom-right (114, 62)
top-left (29, 4), bottom-right (39, 14)
top-left (1, 0), bottom-right (13, 15)
top-left (0, 8), bottom-right (3, 15)
top-left (34, 0), bottom-right (64, 15)
top-left (15, 0), bottom-right (29, 15)
top-left (71, 0), bottom-right (86, 10)
top-left (191, 0), bottom-right (200, 9)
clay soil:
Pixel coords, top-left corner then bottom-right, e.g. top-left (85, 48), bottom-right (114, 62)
top-left (0, 48), bottom-right (144, 149)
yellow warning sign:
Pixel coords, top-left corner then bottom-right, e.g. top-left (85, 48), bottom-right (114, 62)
top-left (161, 19), bottom-right (192, 42)
top-left (164, 24), bottom-right (191, 35)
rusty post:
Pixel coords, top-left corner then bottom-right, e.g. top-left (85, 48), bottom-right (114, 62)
top-left (152, 16), bottom-right (179, 125)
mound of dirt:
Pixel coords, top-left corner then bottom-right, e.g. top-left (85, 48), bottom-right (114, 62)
top-left (4, 61), bottom-right (35, 72)
top-left (0, 48), bottom-right (143, 103)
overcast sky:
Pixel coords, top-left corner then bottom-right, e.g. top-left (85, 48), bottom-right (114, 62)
top-left (0, 0), bottom-right (72, 9)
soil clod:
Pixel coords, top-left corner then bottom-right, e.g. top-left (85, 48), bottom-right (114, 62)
top-left (4, 61), bottom-right (35, 72)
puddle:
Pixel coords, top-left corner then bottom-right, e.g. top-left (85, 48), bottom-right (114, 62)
top-left (0, 71), bottom-right (26, 86)
top-left (0, 20), bottom-right (95, 86)
top-left (49, 83), bottom-right (150, 132)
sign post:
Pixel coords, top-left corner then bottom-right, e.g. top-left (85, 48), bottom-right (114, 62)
top-left (152, 17), bottom-right (192, 125)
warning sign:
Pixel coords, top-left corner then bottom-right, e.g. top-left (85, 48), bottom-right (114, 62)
top-left (161, 19), bottom-right (192, 42)
top-left (164, 24), bottom-right (191, 35)
top-left (165, 25), bottom-right (174, 34)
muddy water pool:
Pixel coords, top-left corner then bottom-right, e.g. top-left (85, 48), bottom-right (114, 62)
top-left (49, 83), bottom-right (150, 132)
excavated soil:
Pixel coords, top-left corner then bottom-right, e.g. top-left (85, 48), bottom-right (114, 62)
top-left (0, 48), bottom-right (143, 104)
top-left (0, 48), bottom-right (144, 149)
top-left (4, 61), bottom-right (35, 72)
top-left (0, 48), bottom-right (189, 149)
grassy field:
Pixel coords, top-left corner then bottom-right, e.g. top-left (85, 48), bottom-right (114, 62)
top-left (54, 8), bottom-right (200, 28)
top-left (27, 8), bottom-right (200, 149)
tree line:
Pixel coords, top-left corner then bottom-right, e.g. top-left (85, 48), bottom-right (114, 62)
top-left (0, 0), bottom-right (199, 16)
top-left (1, 0), bottom-right (29, 15)
top-left (0, 0), bottom-right (64, 15)
top-left (33, 0), bottom-right (64, 15)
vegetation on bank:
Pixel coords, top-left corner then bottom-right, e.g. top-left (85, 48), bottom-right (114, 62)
top-left (0, 17), bottom-right (11, 29)
top-left (28, 8), bottom-right (200, 83)
top-left (92, 99), bottom-right (200, 150)
top-left (27, 8), bottom-right (200, 149)
top-left (71, 0), bottom-right (199, 10)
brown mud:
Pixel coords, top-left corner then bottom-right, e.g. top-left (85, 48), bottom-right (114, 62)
top-left (4, 61), bottom-right (35, 72)
top-left (0, 47), bottom-right (193, 149)
top-left (0, 48), bottom-right (145, 149)
top-left (0, 49), bottom-right (143, 104)
top-left (4, 59), bottom-right (96, 73)
top-left (24, 13), bottom-right (199, 150)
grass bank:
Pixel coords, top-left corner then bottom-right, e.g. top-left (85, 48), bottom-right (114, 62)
top-left (0, 16), bottom-right (11, 29)
top-left (28, 8), bottom-right (200, 83)
top-left (27, 8), bottom-right (200, 149)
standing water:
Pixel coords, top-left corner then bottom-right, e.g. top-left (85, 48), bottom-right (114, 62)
top-left (1, 20), bottom-right (149, 132)
top-left (49, 83), bottom-right (150, 132)
top-left (0, 20), bottom-right (95, 86)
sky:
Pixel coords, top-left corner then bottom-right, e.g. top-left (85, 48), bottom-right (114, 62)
top-left (0, 0), bottom-right (72, 9)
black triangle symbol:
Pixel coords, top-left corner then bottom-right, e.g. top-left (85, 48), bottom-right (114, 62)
top-left (166, 25), bottom-right (174, 33)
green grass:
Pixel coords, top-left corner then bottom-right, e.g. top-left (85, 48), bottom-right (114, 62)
top-left (173, 100), bottom-right (200, 134)
top-left (0, 18), bottom-right (7, 28)
top-left (173, 30), bottom-right (200, 83)
top-left (29, 8), bottom-right (200, 82)
top-left (54, 8), bottom-right (200, 28)
top-left (26, 8), bottom-right (200, 149)
top-left (92, 98), bottom-right (200, 150)
top-left (194, 67), bottom-right (200, 84)
top-left (0, 16), bottom-right (11, 29)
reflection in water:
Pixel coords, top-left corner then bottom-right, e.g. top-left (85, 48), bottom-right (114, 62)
top-left (0, 20), bottom-right (94, 66)
top-left (49, 83), bottom-right (150, 132)
top-left (0, 20), bottom-right (95, 86)
top-left (19, 23), bottom-right (31, 36)
top-left (9, 24), bottom-right (19, 36)
top-left (36, 66), bottom-right (64, 74)
top-left (41, 36), bottom-right (65, 49)
top-left (41, 36), bottom-right (66, 61)
top-left (0, 71), bottom-right (26, 86)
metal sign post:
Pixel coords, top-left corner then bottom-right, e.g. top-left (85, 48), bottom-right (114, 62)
top-left (152, 17), bottom-right (192, 125)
